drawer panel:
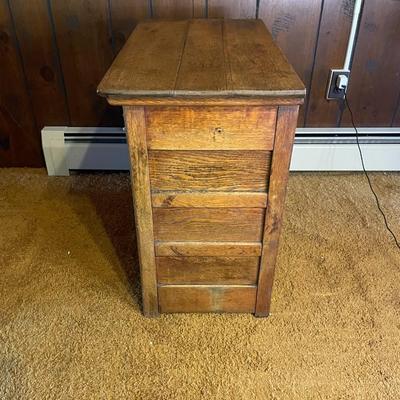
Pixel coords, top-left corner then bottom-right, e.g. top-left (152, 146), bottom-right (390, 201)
top-left (155, 241), bottom-right (262, 257)
top-left (152, 192), bottom-right (268, 208)
top-left (157, 256), bottom-right (259, 285)
top-left (158, 285), bottom-right (257, 313)
top-left (153, 208), bottom-right (265, 242)
top-left (146, 106), bottom-right (276, 150)
top-left (149, 150), bottom-right (271, 192)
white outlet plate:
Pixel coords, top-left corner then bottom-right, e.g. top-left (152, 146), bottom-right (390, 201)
top-left (326, 69), bottom-right (350, 100)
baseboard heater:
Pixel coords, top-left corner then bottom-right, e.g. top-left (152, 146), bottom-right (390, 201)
top-left (41, 126), bottom-right (400, 176)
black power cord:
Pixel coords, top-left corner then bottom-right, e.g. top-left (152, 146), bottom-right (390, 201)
top-left (344, 95), bottom-right (400, 251)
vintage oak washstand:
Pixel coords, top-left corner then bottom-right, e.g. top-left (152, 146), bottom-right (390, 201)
top-left (98, 19), bottom-right (305, 317)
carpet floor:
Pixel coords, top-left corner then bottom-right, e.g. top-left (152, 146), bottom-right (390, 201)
top-left (1, 169), bottom-right (399, 399)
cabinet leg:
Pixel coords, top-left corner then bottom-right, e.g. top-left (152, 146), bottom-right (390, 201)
top-left (255, 106), bottom-right (299, 317)
top-left (124, 106), bottom-right (159, 317)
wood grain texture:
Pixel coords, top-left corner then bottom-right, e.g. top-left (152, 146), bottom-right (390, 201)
top-left (10, 0), bottom-right (69, 129)
top-left (394, 99), bottom-right (400, 127)
top-left (208, 0), bottom-right (257, 18)
top-left (155, 242), bottom-right (262, 257)
top-left (0, 0), bottom-right (41, 167)
top-left (98, 20), bottom-right (188, 96)
top-left (149, 150), bottom-right (271, 192)
top-left (110, 0), bottom-right (149, 53)
top-left (124, 107), bottom-right (158, 316)
top-left (108, 96), bottom-right (304, 107)
top-left (153, 208), bottom-right (265, 242)
top-left (305, 0), bottom-right (353, 127)
top-left (157, 256), bottom-right (259, 284)
top-left (193, 0), bottom-right (207, 17)
top-left (174, 19), bottom-right (226, 93)
top-left (341, 0), bottom-right (400, 127)
top-left (259, 0), bottom-right (322, 126)
top-left (146, 106), bottom-right (276, 150)
top-left (222, 19), bottom-right (305, 96)
top-left (152, 192), bottom-right (268, 208)
top-left (158, 285), bottom-right (257, 313)
top-left (152, 0), bottom-right (205, 18)
top-left (98, 19), bottom-right (305, 99)
top-left (255, 106), bottom-right (299, 317)
top-left (51, 0), bottom-right (115, 125)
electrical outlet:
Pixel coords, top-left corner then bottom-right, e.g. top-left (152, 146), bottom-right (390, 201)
top-left (326, 69), bottom-right (350, 100)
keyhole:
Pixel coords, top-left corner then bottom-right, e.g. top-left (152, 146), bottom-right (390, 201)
top-left (214, 127), bottom-right (223, 134)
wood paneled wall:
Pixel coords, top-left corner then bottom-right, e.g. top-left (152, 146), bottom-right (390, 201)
top-left (1, 0), bottom-right (400, 166)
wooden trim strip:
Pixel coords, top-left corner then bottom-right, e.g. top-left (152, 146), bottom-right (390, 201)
top-left (152, 192), bottom-right (268, 208)
top-left (155, 241), bottom-right (262, 257)
top-left (106, 96), bottom-right (305, 107)
top-left (255, 105), bottom-right (299, 317)
top-left (124, 106), bottom-right (159, 317)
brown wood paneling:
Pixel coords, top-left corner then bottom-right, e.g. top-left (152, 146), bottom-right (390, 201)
top-left (110, 0), bottom-right (149, 53)
top-left (155, 241), bottom-right (262, 257)
top-left (393, 96), bottom-right (400, 126)
top-left (4, 0), bottom-right (400, 168)
top-left (9, 0), bottom-right (69, 129)
top-left (341, 0), bottom-right (400, 127)
top-left (306, 0), bottom-right (353, 127)
top-left (50, 0), bottom-right (115, 125)
top-left (0, 0), bottom-right (41, 166)
top-left (153, 208), bottom-right (265, 242)
top-left (208, 0), bottom-right (257, 18)
top-left (149, 150), bottom-right (271, 192)
top-left (146, 106), bottom-right (276, 150)
top-left (259, 0), bottom-right (323, 126)
top-left (193, 0), bottom-right (206, 17)
top-left (157, 256), bottom-right (259, 284)
top-left (152, 0), bottom-right (206, 18)
top-left (158, 285), bottom-right (257, 313)
top-left (152, 192), bottom-right (268, 208)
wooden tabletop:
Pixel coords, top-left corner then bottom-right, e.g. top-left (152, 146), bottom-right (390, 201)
top-left (98, 19), bottom-right (305, 102)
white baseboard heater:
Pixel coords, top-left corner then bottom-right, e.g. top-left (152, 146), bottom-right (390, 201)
top-left (41, 126), bottom-right (400, 176)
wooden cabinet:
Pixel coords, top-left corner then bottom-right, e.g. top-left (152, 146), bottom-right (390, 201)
top-left (98, 19), bottom-right (305, 317)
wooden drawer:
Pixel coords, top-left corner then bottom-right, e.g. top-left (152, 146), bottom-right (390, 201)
top-left (149, 150), bottom-right (271, 192)
top-left (153, 208), bottom-right (265, 242)
top-left (158, 285), bottom-right (257, 313)
top-left (146, 106), bottom-right (277, 150)
top-left (157, 256), bottom-right (259, 285)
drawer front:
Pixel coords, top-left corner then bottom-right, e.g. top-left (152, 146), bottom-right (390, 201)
top-left (153, 208), bottom-right (265, 242)
top-left (157, 256), bottom-right (259, 285)
top-left (146, 106), bottom-right (276, 150)
top-left (149, 150), bottom-right (271, 192)
top-left (158, 285), bottom-right (257, 313)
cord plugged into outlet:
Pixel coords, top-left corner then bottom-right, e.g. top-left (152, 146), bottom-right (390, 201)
top-left (326, 69), bottom-right (350, 100)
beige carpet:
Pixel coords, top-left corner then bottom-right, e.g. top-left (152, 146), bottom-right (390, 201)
top-left (1, 169), bottom-right (399, 399)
